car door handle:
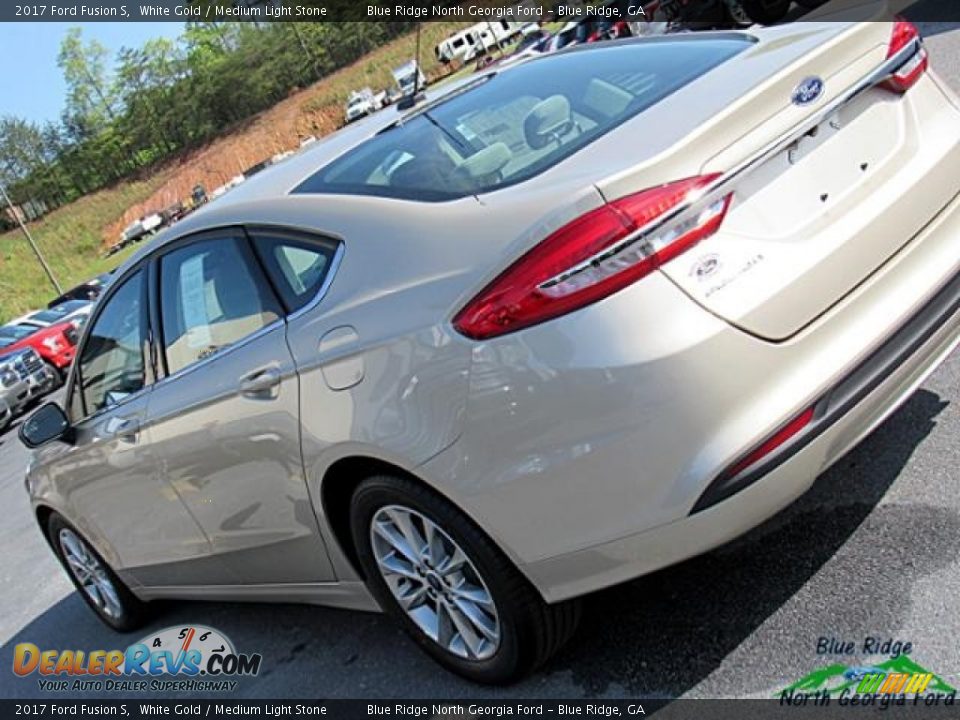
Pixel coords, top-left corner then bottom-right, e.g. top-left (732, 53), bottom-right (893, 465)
top-left (239, 367), bottom-right (282, 399)
top-left (102, 415), bottom-right (140, 444)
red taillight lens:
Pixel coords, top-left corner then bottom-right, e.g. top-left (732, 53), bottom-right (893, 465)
top-left (453, 175), bottom-right (730, 340)
top-left (884, 19), bottom-right (928, 94)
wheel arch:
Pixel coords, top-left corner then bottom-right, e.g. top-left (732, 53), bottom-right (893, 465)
top-left (319, 454), bottom-right (545, 601)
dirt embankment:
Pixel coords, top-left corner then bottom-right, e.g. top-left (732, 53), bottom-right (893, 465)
top-left (103, 50), bottom-right (464, 248)
top-left (102, 93), bottom-right (343, 246)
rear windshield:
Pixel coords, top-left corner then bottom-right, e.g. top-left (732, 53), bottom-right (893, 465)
top-left (295, 38), bottom-right (750, 202)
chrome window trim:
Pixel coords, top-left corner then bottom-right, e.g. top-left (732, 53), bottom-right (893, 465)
top-left (540, 37), bottom-right (925, 292)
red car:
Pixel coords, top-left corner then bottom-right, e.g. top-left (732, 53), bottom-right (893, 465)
top-left (0, 321), bottom-right (78, 381)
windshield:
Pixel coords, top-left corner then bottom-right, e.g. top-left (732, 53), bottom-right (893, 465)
top-left (0, 324), bottom-right (38, 344)
top-left (295, 39), bottom-right (749, 202)
top-left (31, 301), bottom-right (85, 323)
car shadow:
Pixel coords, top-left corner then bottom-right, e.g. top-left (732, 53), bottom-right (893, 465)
top-left (0, 389), bottom-right (950, 699)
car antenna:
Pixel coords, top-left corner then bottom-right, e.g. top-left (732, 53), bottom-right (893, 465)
top-left (398, 22), bottom-right (424, 111)
top-left (413, 21), bottom-right (422, 97)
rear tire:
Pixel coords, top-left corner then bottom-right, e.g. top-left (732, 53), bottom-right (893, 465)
top-left (47, 513), bottom-right (148, 632)
top-left (739, 0), bottom-right (792, 24)
top-left (350, 474), bottom-right (581, 684)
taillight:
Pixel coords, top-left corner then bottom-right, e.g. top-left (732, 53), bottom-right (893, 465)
top-left (454, 175), bottom-right (730, 340)
top-left (883, 19), bottom-right (928, 94)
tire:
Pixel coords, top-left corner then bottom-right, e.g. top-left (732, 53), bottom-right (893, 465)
top-left (739, 0), bottom-right (792, 24)
top-left (351, 475), bottom-right (581, 684)
top-left (795, 0), bottom-right (828, 8)
top-left (47, 513), bottom-right (149, 632)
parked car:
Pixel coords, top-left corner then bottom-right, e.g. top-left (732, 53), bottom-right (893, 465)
top-left (119, 214), bottom-right (163, 248)
top-left (47, 273), bottom-right (113, 308)
top-left (0, 347), bottom-right (57, 430)
top-left (18, 300), bottom-right (93, 331)
top-left (345, 88), bottom-right (380, 124)
top-left (19, 21), bottom-right (959, 684)
top-left (0, 321), bottom-right (78, 382)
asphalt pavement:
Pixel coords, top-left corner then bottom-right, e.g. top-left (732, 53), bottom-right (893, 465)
top-left (1, 16), bottom-right (959, 702)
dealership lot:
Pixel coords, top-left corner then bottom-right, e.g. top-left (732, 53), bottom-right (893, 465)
top-left (2, 19), bottom-right (960, 701)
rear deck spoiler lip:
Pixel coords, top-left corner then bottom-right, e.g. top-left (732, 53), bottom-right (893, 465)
top-left (560, 31), bottom-right (922, 292)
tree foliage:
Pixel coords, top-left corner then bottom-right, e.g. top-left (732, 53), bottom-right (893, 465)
top-left (0, 20), bottom-right (416, 230)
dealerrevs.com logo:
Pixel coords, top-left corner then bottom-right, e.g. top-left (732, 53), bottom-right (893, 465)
top-left (12, 625), bottom-right (262, 692)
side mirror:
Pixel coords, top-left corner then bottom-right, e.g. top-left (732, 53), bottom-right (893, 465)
top-left (19, 403), bottom-right (73, 449)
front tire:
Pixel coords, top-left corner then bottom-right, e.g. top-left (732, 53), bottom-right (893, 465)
top-left (47, 513), bottom-right (148, 632)
top-left (351, 475), bottom-right (580, 684)
top-left (739, 0), bottom-right (792, 24)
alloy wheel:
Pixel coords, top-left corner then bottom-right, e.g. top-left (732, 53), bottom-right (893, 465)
top-left (370, 505), bottom-right (501, 661)
top-left (58, 528), bottom-right (123, 620)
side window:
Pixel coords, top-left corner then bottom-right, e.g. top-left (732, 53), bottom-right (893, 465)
top-left (159, 234), bottom-right (282, 375)
top-left (75, 270), bottom-right (147, 418)
top-left (249, 231), bottom-right (339, 313)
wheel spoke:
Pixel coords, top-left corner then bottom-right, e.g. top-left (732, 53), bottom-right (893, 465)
top-left (372, 519), bottom-right (420, 565)
top-left (377, 552), bottom-right (421, 581)
top-left (96, 577), bottom-right (123, 618)
top-left (451, 595), bottom-right (499, 643)
top-left (422, 519), bottom-right (446, 568)
top-left (398, 582), bottom-right (428, 611)
top-left (65, 555), bottom-right (91, 582)
top-left (386, 508), bottom-right (427, 560)
top-left (58, 529), bottom-right (123, 621)
top-left (437, 546), bottom-right (468, 577)
top-left (370, 505), bottom-right (500, 661)
top-left (451, 580), bottom-right (495, 609)
top-left (444, 600), bottom-right (485, 659)
top-left (436, 599), bottom-right (456, 649)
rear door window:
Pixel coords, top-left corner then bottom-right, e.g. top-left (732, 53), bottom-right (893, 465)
top-left (158, 234), bottom-right (283, 375)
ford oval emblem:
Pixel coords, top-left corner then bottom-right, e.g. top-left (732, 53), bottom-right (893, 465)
top-left (792, 77), bottom-right (825, 106)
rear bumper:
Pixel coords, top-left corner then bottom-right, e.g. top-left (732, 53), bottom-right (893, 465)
top-left (693, 263), bottom-right (960, 513)
top-left (525, 266), bottom-right (960, 602)
top-left (421, 180), bottom-right (960, 604)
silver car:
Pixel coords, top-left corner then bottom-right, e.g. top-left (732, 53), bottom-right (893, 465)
top-left (20, 18), bottom-right (960, 683)
top-left (0, 348), bottom-right (54, 431)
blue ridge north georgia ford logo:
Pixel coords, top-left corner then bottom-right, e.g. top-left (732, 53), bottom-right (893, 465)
top-left (792, 77), bottom-right (826, 106)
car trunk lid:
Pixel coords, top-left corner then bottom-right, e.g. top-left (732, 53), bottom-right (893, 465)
top-left (592, 20), bottom-right (960, 341)
top-left (659, 23), bottom-right (960, 340)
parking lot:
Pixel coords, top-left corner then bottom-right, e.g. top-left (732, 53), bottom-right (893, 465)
top-left (2, 18), bottom-right (960, 701)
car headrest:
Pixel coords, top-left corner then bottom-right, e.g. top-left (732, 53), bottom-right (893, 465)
top-left (524, 95), bottom-right (574, 150)
top-left (455, 142), bottom-right (511, 183)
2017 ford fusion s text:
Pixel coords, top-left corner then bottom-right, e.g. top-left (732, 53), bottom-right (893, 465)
top-left (20, 18), bottom-right (960, 683)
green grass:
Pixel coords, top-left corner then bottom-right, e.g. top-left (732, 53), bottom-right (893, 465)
top-left (0, 172), bottom-right (169, 322)
top-left (0, 20), bottom-right (542, 323)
